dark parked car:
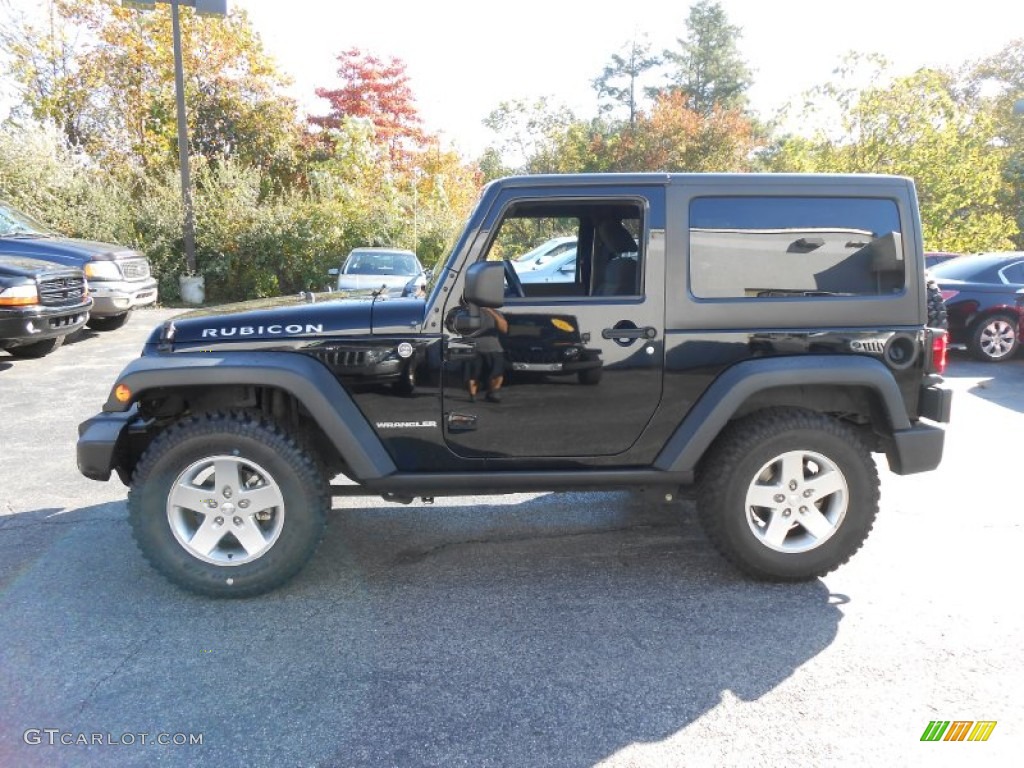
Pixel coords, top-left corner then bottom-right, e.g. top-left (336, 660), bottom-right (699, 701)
top-left (930, 252), bottom-right (1024, 362)
top-left (0, 254), bottom-right (92, 358)
top-left (925, 251), bottom-right (963, 270)
top-left (0, 202), bottom-right (157, 331)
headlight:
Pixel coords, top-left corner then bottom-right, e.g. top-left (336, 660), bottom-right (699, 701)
top-left (0, 284), bottom-right (39, 306)
top-left (84, 261), bottom-right (123, 280)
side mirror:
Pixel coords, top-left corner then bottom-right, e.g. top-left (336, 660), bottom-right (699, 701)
top-left (327, 268), bottom-right (339, 277)
top-left (464, 261), bottom-right (505, 308)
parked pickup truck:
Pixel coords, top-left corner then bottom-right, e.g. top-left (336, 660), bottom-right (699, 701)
top-left (77, 173), bottom-right (952, 596)
top-left (1, 201), bottom-right (157, 331)
top-left (1, 254), bottom-right (92, 357)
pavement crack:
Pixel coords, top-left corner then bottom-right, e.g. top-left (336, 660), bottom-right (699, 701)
top-left (78, 636), bottom-right (148, 716)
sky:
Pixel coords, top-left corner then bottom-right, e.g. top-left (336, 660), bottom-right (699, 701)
top-left (237, 0), bottom-right (1024, 158)
top-left (2, 1), bottom-right (1022, 157)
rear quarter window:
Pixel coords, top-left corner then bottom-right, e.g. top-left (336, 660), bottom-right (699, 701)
top-left (689, 197), bottom-right (905, 299)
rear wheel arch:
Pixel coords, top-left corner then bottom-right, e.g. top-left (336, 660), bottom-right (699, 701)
top-left (655, 356), bottom-right (910, 475)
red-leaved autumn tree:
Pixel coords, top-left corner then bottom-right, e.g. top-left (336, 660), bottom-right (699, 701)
top-left (309, 47), bottom-right (425, 161)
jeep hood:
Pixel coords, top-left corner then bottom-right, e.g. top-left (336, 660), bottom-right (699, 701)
top-left (152, 294), bottom-right (426, 350)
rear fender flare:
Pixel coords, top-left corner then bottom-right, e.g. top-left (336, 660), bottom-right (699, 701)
top-left (655, 356), bottom-right (911, 474)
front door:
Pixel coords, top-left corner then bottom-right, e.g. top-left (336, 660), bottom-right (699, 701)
top-left (440, 189), bottom-right (666, 461)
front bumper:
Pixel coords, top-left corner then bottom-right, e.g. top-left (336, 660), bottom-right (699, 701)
top-left (77, 408), bottom-right (137, 481)
top-left (0, 300), bottom-right (92, 347)
top-left (88, 278), bottom-right (158, 317)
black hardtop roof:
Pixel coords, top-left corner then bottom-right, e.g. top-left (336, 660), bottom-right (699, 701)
top-left (492, 172), bottom-right (915, 189)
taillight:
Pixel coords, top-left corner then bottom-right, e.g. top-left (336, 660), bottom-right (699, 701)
top-left (931, 330), bottom-right (948, 374)
top-left (940, 289), bottom-right (959, 301)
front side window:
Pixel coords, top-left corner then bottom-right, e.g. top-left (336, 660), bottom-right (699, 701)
top-left (488, 201), bottom-right (643, 299)
top-left (689, 196), bottom-right (905, 299)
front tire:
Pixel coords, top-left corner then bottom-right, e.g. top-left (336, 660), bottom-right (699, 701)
top-left (697, 408), bottom-right (879, 581)
top-left (5, 334), bottom-right (64, 358)
top-left (129, 411), bottom-right (329, 597)
top-left (968, 314), bottom-right (1018, 362)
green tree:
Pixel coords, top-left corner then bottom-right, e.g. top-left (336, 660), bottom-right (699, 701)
top-left (1, 0), bottom-right (303, 181)
top-left (767, 62), bottom-right (1017, 252)
top-left (966, 40), bottom-right (1024, 249)
top-left (592, 36), bottom-right (660, 126)
top-left (661, 0), bottom-right (752, 115)
top-left (482, 97), bottom-right (577, 173)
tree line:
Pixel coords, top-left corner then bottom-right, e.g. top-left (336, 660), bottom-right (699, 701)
top-left (0, 0), bottom-right (1020, 303)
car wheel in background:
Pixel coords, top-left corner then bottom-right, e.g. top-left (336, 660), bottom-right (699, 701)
top-left (4, 335), bottom-right (64, 358)
top-left (968, 314), bottom-right (1018, 362)
top-left (86, 310), bottom-right (132, 331)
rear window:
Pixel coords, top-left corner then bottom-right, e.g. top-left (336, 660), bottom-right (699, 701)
top-left (689, 197), bottom-right (905, 299)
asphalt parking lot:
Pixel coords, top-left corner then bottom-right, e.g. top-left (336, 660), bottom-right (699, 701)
top-left (1, 307), bottom-right (1022, 767)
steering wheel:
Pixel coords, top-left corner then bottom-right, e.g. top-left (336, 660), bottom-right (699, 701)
top-left (502, 258), bottom-right (526, 298)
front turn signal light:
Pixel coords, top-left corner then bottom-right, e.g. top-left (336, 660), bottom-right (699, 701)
top-left (114, 384), bottom-right (133, 403)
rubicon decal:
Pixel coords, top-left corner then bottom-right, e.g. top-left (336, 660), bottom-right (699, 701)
top-left (201, 324), bottom-right (324, 338)
top-left (920, 720), bottom-right (997, 742)
top-left (375, 421), bottom-right (438, 429)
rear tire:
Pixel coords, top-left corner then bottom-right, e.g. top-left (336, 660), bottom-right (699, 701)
top-left (5, 334), bottom-right (64, 358)
top-left (129, 411), bottom-right (329, 597)
top-left (697, 407), bottom-right (879, 581)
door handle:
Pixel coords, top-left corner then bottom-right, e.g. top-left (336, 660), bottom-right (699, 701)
top-left (446, 412), bottom-right (478, 432)
top-left (602, 326), bottom-right (657, 340)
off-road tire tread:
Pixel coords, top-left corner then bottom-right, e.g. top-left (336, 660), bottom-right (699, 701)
top-left (128, 410), bottom-right (330, 597)
top-left (925, 278), bottom-right (948, 330)
top-left (697, 407), bottom-right (879, 581)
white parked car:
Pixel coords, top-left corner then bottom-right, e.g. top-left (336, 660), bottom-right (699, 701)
top-left (519, 250), bottom-right (578, 284)
top-left (511, 236), bottom-right (577, 273)
top-left (330, 247), bottom-right (426, 297)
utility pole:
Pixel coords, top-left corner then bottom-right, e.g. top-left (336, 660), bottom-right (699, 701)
top-left (122, 1), bottom-right (227, 280)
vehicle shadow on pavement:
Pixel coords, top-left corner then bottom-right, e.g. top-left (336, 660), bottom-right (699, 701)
top-left (0, 361), bottom-right (11, 372)
top-left (0, 494), bottom-right (842, 768)
top-left (62, 327), bottom-right (101, 347)
top-left (943, 350), bottom-right (1024, 415)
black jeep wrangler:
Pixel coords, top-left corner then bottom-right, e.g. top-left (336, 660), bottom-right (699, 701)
top-left (77, 174), bottom-right (952, 596)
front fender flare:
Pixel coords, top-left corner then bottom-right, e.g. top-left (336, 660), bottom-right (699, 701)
top-left (102, 351), bottom-right (397, 481)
